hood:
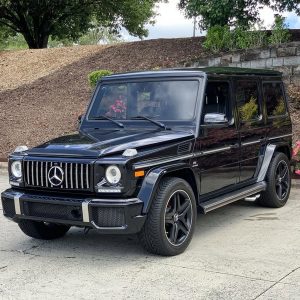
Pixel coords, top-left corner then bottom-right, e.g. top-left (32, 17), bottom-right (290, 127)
top-left (27, 128), bottom-right (194, 158)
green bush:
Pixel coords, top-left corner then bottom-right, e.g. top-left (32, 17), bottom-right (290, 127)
top-left (88, 70), bottom-right (113, 87)
top-left (203, 25), bottom-right (231, 53)
top-left (232, 26), bottom-right (267, 50)
top-left (269, 16), bottom-right (291, 46)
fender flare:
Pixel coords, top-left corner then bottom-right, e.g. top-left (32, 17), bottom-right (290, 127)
top-left (137, 163), bottom-right (199, 214)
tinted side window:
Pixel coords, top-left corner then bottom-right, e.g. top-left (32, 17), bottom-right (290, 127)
top-left (263, 82), bottom-right (286, 117)
top-left (203, 82), bottom-right (231, 117)
top-left (236, 81), bottom-right (260, 122)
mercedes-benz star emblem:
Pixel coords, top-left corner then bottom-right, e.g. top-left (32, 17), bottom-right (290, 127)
top-left (48, 166), bottom-right (64, 186)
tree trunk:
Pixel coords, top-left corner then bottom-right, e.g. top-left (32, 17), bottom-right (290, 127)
top-left (21, 31), bottom-right (49, 48)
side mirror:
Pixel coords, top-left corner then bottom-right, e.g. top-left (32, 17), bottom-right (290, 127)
top-left (203, 113), bottom-right (228, 125)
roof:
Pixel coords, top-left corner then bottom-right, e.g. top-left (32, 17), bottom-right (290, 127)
top-left (102, 67), bottom-right (282, 81)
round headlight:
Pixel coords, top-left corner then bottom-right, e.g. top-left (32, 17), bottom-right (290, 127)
top-left (11, 161), bottom-right (22, 178)
top-left (105, 165), bottom-right (121, 185)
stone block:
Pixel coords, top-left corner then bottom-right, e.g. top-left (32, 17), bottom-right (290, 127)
top-left (266, 58), bottom-right (273, 68)
top-left (250, 60), bottom-right (266, 68)
top-left (220, 55), bottom-right (232, 66)
top-left (293, 66), bottom-right (300, 75)
top-left (260, 49), bottom-right (271, 59)
top-left (196, 58), bottom-right (209, 66)
top-left (241, 61), bottom-right (251, 68)
top-left (208, 57), bottom-right (221, 66)
top-left (291, 75), bottom-right (300, 87)
top-left (277, 47), bottom-right (297, 57)
top-left (270, 48), bottom-right (277, 58)
top-left (229, 63), bottom-right (238, 67)
top-left (272, 57), bottom-right (284, 67)
top-left (284, 56), bottom-right (300, 66)
top-left (244, 49), bottom-right (261, 61)
top-left (232, 54), bottom-right (241, 63)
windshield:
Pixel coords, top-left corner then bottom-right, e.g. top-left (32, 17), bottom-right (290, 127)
top-left (88, 80), bottom-right (199, 121)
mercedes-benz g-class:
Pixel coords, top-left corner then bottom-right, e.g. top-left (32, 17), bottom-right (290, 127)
top-left (1, 68), bottom-right (293, 256)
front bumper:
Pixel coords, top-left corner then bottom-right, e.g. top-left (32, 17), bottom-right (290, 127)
top-left (1, 189), bottom-right (146, 234)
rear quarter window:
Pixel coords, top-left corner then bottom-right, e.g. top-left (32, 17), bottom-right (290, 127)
top-left (263, 82), bottom-right (287, 117)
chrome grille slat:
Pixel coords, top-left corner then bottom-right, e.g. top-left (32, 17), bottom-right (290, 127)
top-left (24, 160), bottom-right (91, 191)
top-left (81, 164), bottom-right (84, 189)
top-left (41, 161), bottom-right (44, 187)
top-left (86, 164), bottom-right (89, 189)
top-left (31, 161), bottom-right (34, 186)
top-left (70, 163), bottom-right (73, 189)
top-left (75, 164), bottom-right (78, 189)
top-left (36, 161), bottom-right (39, 186)
top-left (65, 163), bottom-right (68, 189)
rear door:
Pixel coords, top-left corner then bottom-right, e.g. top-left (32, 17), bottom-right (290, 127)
top-left (234, 78), bottom-right (266, 183)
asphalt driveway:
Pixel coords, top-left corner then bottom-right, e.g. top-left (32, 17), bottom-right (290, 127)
top-left (0, 171), bottom-right (299, 300)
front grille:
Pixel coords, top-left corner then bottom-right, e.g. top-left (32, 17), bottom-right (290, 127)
top-left (24, 160), bottom-right (91, 191)
top-left (92, 207), bottom-right (125, 227)
top-left (23, 201), bottom-right (83, 221)
top-left (1, 197), bottom-right (15, 217)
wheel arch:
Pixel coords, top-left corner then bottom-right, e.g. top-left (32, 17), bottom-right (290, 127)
top-left (275, 144), bottom-right (292, 161)
top-left (138, 163), bottom-right (199, 214)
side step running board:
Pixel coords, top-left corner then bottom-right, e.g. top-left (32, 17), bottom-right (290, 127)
top-left (200, 181), bottom-right (267, 214)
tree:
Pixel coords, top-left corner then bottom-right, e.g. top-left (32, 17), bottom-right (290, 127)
top-left (0, 0), bottom-right (160, 49)
top-left (179, 0), bottom-right (300, 31)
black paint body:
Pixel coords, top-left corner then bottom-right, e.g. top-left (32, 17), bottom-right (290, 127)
top-left (1, 68), bottom-right (293, 234)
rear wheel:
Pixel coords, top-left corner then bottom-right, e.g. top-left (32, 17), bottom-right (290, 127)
top-left (138, 177), bottom-right (197, 256)
top-left (18, 220), bottom-right (70, 240)
top-left (257, 152), bottom-right (291, 208)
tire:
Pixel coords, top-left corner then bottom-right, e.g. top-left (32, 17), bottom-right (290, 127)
top-left (18, 220), bottom-right (70, 240)
top-left (257, 152), bottom-right (291, 208)
top-left (138, 177), bottom-right (197, 256)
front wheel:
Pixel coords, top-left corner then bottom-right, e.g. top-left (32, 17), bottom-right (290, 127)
top-left (257, 152), bottom-right (291, 208)
top-left (18, 220), bottom-right (70, 240)
top-left (138, 177), bottom-right (197, 256)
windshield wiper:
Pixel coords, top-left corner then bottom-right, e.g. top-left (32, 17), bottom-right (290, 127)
top-left (131, 115), bottom-right (168, 130)
top-left (92, 115), bottom-right (124, 128)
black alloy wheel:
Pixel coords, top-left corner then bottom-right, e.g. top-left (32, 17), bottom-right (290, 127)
top-left (257, 152), bottom-right (291, 208)
top-left (275, 160), bottom-right (290, 200)
top-left (164, 190), bottom-right (193, 246)
top-left (138, 177), bottom-right (197, 256)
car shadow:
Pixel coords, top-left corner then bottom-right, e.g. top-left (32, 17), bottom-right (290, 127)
top-left (7, 199), bottom-right (271, 261)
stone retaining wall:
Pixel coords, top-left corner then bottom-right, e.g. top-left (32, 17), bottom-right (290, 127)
top-left (184, 42), bottom-right (300, 86)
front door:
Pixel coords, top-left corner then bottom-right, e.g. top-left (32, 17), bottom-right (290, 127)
top-left (195, 80), bottom-right (240, 196)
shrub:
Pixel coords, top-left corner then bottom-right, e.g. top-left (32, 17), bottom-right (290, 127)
top-left (203, 25), bottom-right (231, 53)
top-left (88, 70), bottom-right (113, 87)
top-left (269, 16), bottom-right (291, 45)
top-left (239, 97), bottom-right (258, 121)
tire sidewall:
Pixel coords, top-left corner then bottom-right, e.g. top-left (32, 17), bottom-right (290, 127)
top-left (157, 178), bottom-right (197, 255)
top-left (267, 153), bottom-right (291, 206)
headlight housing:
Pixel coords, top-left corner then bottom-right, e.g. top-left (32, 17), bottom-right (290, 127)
top-left (11, 161), bottom-right (22, 178)
top-left (105, 165), bottom-right (121, 185)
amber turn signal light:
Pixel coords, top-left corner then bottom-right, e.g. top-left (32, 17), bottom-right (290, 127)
top-left (134, 170), bottom-right (145, 178)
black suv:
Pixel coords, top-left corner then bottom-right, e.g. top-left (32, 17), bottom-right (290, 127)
top-left (1, 67), bottom-right (293, 256)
